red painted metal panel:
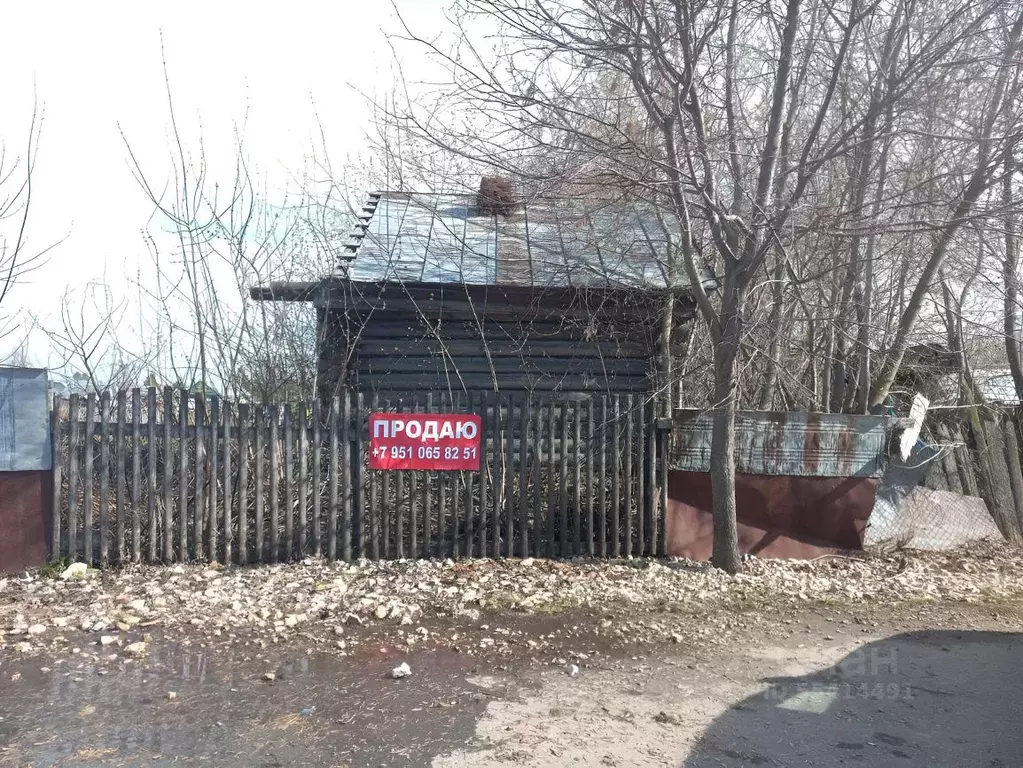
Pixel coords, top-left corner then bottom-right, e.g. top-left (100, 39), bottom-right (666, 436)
top-left (665, 470), bottom-right (877, 560)
top-left (0, 470), bottom-right (51, 572)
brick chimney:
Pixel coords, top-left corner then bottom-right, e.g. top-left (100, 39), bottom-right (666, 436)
top-left (477, 176), bottom-right (516, 217)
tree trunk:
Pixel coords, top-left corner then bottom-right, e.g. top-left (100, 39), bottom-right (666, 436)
top-left (758, 259), bottom-right (786, 410)
top-left (710, 290), bottom-right (742, 574)
top-left (1003, 148), bottom-right (1023, 402)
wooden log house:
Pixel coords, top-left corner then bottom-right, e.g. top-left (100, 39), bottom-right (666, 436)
top-left (252, 182), bottom-right (714, 402)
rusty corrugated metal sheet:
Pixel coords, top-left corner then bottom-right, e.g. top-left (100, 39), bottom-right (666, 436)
top-left (670, 410), bottom-right (891, 478)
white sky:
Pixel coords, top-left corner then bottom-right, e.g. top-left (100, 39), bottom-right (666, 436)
top-left (0, 0), bottom-right (453, 366)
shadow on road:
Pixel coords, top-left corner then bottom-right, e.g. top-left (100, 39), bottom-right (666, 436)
top-left (686, 630), bottom-right (1023, 767)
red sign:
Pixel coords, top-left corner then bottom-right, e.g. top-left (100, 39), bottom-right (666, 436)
top-left (368, 412), bottom-right (481, 471)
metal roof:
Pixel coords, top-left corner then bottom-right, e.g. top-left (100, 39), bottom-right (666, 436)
top-left (343, 192), bottom-right (715, 289)
top-left (670, 410), bottom-right (892, 478)
top-left (0, 367), bottom-right (51, 472)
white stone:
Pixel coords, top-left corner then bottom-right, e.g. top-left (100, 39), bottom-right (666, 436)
top-left (59, 563), bottom-right (88, 581)
top-left (391, 661), bottom-right (412, 679)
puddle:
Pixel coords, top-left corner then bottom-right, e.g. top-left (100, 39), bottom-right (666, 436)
top-left (0, 641), bottom-right (499, 767)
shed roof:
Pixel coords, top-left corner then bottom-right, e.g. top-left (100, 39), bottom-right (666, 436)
top-left (343, 191), bottom-right (716, 290)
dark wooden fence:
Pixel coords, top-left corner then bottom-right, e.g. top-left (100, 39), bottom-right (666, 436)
top-left (51, 388), bottom-right (669, 566)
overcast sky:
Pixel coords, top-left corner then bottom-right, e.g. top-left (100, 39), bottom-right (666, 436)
top-left (0, 0), bottom-right (451, 366)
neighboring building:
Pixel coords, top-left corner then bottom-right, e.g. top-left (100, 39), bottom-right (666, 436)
top-left (253, 182), bottom-right (714, 401)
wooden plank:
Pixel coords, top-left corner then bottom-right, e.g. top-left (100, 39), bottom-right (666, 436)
top-left (342, 392), bottom-right (353, 562)
top-left (282, 403), bottom-right (294, 560)
top-left (647, 403), bottom-right (658, 556)
top-left (573, 400), bottom-right (582, 557)
top-left (410, 465), bottom-right (419, 559)
top-left (423, 392), bottom-right (433, 558)
top-left (145, 388), bottom-right (157, 563)
top-left (558, 400), bottom-right (569, 557)
top-left (370, 393), bottom-right (380, 559)
top-left (381, 396), bottom-right (392, 559)
top-left (635, 399), bottom-right (645, 557)
top-left (222, 400), bottom-right (233, 565)
top-left (479, 393), bottom-right (490, 558)
top-left (311, 400), bottom-right (322, 557)
top-left (624, 394), bottom-right (633, 558)
top-left (494, 393), bottom-right (505, 557)
top-left (178, 391), bottom-right (188, 562)
top-left (328, 397), bottom-right (339, 560)
top-left (297, 403), bottom-right (308, 557)
top-left (50, 395), bottom-right (61, 561)
top-left (99, 392), bottom-right (111, 567)
top-left (238, 403), bottom-right (249, 565)
top-left (193, 395), bottom-right (206, 562)
top-left (131, 390), bottom-right (141, 562)
top-left (450, 393), bottom-right (461, 559)
top-left (546, 400), bottom-right (556, 558)
top-left (255, 405), bottom-right (265, 562)
top-left (462, 392), bottom-right (474, 558)
top-left (269, 404), bottom-right (280, 562)
top-left (163, 387), bottom-right (173, 562)
top-left (515, 394), bottom-right (527, 557)
top-left (530, 399), bottom-right (543, 558)
top-left (586, 399), bottom-right (595, 557)
top-left (658, 424), bottom-right (668, 557)
top-left (353, 373), bottom-right (650, 394)
top-left (611, 395), bottom-right (621, 558)
top-left (1001, 417), bottom-right (1023, 534)
top-left (208, 396), bottom-right (220, 561)
top-left (116, 391), bottom-right (127, 563)
top-left (396, 399), bottom-right (405, 559)
top-left (84, 392), bottom-right (96, 564)
top-left (355, 392), bottom-right (366, 558)
top-left (936, 424), bottom-right (963, 494)
top-left (68, 393), bottom-right (80, 561)
top-left (438, 395), bottom-right (448, 558)
top-left (599, 396), bottom-right (607, 558)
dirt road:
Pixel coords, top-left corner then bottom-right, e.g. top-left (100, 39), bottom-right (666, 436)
top-left (1, 596), bottom-right (1021, 767)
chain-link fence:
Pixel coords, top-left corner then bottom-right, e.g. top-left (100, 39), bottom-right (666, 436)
top-left (867, 410), bottom-right (1021, 550)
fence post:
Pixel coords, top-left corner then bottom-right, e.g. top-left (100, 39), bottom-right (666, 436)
top-left (222, 399), bottom-right (234, 565)
top-left (131, 389), bottom-right (141, 562)
top-left (342, 392), bottom-right (353, 563)
top-left (396, 398), bottom-right (406, 559)
top-left (83, 392), bottom-right (96, 564)
top-left (268, 404), bottom-right (280, 562)
top-left (208, 396), bottom-right (220, 560)
top-left (282, 403), bottom-right (293, 559)
top-left (573, 400), bottom-right (582, 557)
top-left (178, 390), bottom-right (188, 561)
top-left (370, 393), bottom-right (381, 560)
top-left (599, 395), bottom-right (607, 558)
top-left (354, 392), bottom-right (366, 558)
top-left (297, 403), bottom-right (308, 557)
top-left (99, 391), bottom-right (111, 567)
top-left (163, 387), bottom-right (174, 563)
top-left (311, 399), bottom-right (322, 558)
top-left (558, 400), bottom-right (569, 557)
top-left (546, 400), bottom-right (556, 558)
top-left (530, 399), bottom-right (543, 558)
top-left (146, 387), bottom-right (157, 563)
top-left (193, 394), bottom-right (206, 562)
top-left (514, 393), bottom-right (526, 558)
top-left (50, 394), bottom-right (62, 562)
top-left (625, 395), bottom-right (635, 558)
top-left (422, 393), bottom-right (432, 559)
top-left (328, 397), bottom-right (339, 561)
top-left (586, 398), bottom-right (595, 557)
top-left (238, 403), bottom-right (249, 565)
top-left (255, 404), bottom-right (265, 562)
top-left (611, 395), bottom-right (621, 557)
top-left (68, 393), bottom-right (80, 562)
